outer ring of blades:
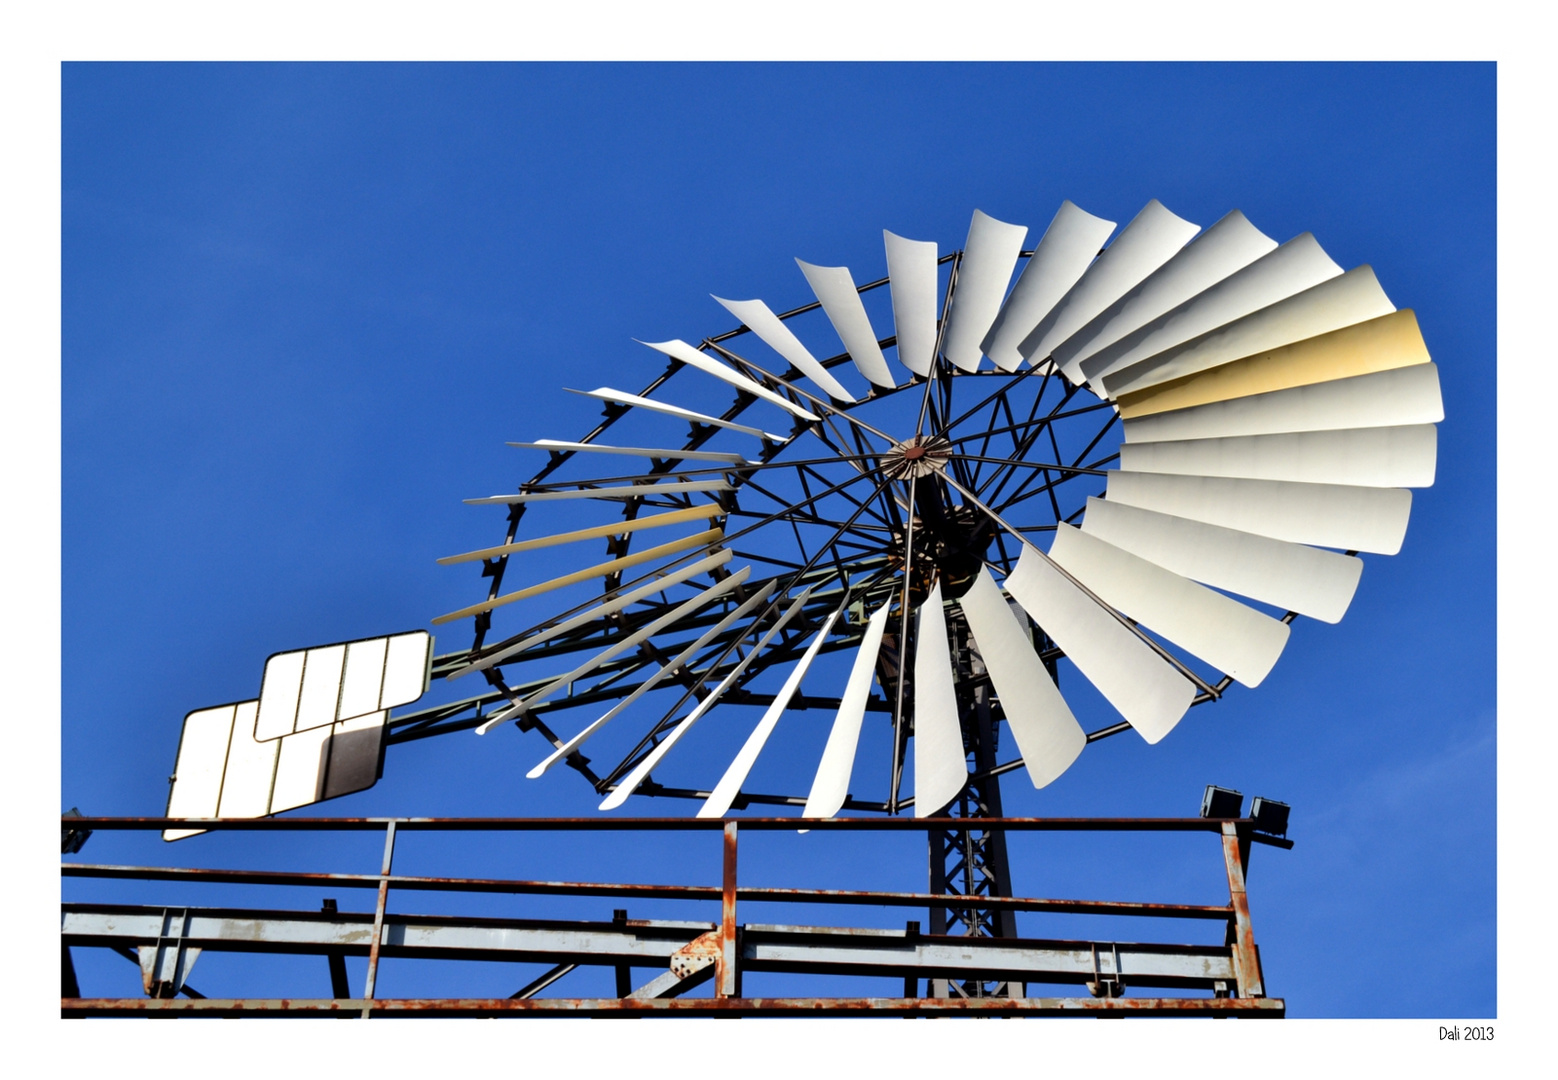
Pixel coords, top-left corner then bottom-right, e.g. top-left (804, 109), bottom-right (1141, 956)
top-left (445, 204), bottom-right (1427, 816)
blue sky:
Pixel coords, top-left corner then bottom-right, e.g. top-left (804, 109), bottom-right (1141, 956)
top-left (60, 62), bottom-right (1495, 1017)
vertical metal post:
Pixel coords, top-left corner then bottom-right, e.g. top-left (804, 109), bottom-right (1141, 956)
top-left (1220, 821), bottom-right (1264, 998)
top-left (360, 820), bottom-right (397, 1017)
top-left (321, 899), bottom-right (351, 1000)
top-left (718, 820), bottom-right (739, 998)
top-left (62, 944), bottom-right (80, 999)
top-left (612, 909), bottom-right (633, 997)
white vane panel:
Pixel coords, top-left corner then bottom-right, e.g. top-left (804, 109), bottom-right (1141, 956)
top-left (1048, 524), bottom-right (1290, 688)
top-left (1051, 209), bottom-right (1276, 375)
top-left (941, 210), bottom-right (1027, 372)
top-left (1022, 199), bottom-right (1200, 370)
top-left (1107, 470), bottom-right (1413, 555)
top-left (1078, 497), bottom-right (1363, 624)
top-left (711, 295), bottom-right (857, 402)
top-left (1119, 424), bottom-right (1438, 489)
top-left (526, 582), bottom-right (775, 778)
top-left (803, 602), bottom-right (892, 820)
top-left (957, 567), bottom-right (1085, 787)
top-left (599, 588), bottom-right (815, 810)
top-left (913, 582), bottom-right (968, 816)
top-left (1078, 232), bottom-right (1345, 387)
top-left (1002, 546), bottom-right (1195, 744)
top-left (796, 259), bottom-right (896, 389)
top-left (1102, 264), bottom-right (1396, 399)
top-left (639, 338), bottom-right (822, 422)
top-left (165, 698), bottom-right (391, 841)
top-left (256, 631), bottom-right (431, 741)
top-left (883, 229), bottom-right (939, 377)
top-left (699, 605), bottom-right (844, 818)
top-left (982, 201), bottom-right (1116, 371)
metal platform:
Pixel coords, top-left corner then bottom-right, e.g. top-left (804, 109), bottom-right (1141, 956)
top-left (61, 814), bottom-right (1290, 1017)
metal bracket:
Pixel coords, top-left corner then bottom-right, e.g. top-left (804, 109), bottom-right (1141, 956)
top-left (627, 932), bottom-right (722, 1000)
top-left (139, 908), bottom-right (201, 998)
top-left (1086, 942), bottom-right (1125, 999)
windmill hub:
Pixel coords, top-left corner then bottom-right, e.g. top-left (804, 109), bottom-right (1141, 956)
top-left (882, 435), bottom-right (951, 480)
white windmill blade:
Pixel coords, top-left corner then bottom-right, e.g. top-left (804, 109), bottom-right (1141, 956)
top-left (433, 527), bottom-right (725, 625)
top-left (1049, 210), bottom-right (1277, 376)
top-left (1116, 309), bottom-right (1431, 421)
top-left (600, 586), bottom-right (816, 810)
top-left (256, 631), bottom-right (432, 741)
top-left (1107, 470), bottom-right (1413, 555)
top-left (1002, 547), bottom-right (1196, 744)
top-left (1078, 497), bottom-right (1363, 624)
top-left (476, 567), bottom-right (754, 734)
top-left (525, 581), bottom-right (776, 777)
top-left (801, 601), bottom-right (892, 819)
top-left (883, 229), bottom-right (939, 378)
top-left (709, 297), bottom-right (857, 403)
top-left (1019, 199), bottom-right (1201, 370)
top-left (440, 505), bottom-right (723, 566)
top-left (1101, 264), bottom-right (1396, 399)
top-left (569, 387), bottom-right (789, 442)
top-left (1049, 524), bottom-right (1290, 689)
top-left (511, 440), bottom-right (750, 464)
top-left (913, 581), bottom-right (968, 817)
top-left (638, 338), bottom-right (822, 422)
top-left (1077, 232), bottom-right (1345, 389)
top-left (455, 549), bottom-right (736, 678)
top-left (957, 567), bottom-right (1085, 788)
top-left (794, 260), bottom-right (896, 390)
top-left (1122, 362), bottom-right (1444, 444)
top-left (1120, 424), bottom-right (1438, 489)
top-left (940, 210), bottom-right (1028, 372)
top-left (464, 479), bottom-right (732, 506)
top-left (981, 201), bottom-right (1118, 371)
top-left (698, 603), bottom-right (846, 818)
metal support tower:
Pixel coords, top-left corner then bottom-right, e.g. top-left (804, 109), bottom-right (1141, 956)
top-left (924, 614), bottom-right (1021, 999)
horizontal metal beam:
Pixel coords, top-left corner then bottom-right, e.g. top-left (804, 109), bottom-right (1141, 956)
top-left (62, 995), bottom-right (1285, 1017)
top-left (63, 864), bottom-right (1235, 920)
top-left (63, 905), bottom-right (1240, 990)
top-left (64, 905), bottom-right (712, 965)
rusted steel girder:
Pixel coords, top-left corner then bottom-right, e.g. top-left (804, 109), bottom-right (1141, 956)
top-left (60, 995), bottom-right (1285, 1017)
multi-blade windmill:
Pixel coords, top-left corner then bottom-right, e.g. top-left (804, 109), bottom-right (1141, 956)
top-left (166, 197), bottom-right (1440, 847)
top-left (98, 195), bottom-right (1444, 1012)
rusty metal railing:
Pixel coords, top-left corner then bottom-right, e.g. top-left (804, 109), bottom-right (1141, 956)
top-left (61, 814), bottom-right (1290, 1017)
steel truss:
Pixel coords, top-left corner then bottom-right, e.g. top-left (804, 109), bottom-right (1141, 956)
top-left (62, 814), bottom-right (1289, 1017)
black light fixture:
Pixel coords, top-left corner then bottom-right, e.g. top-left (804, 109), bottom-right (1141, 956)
top-left (1200, 785), bottom-right (1244, 819)
top-left (1250, 797), bottom-right (1290, 837)
top-left (61, 807), bottom-right (92, 855)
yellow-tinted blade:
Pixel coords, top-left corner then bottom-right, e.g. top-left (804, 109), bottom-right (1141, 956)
top-left (1117, 309), bottom-right (1429, 420)
top-left (437, 505), bottom-right (722, 566)
top-left (432, 527), bottom-right (723, 625)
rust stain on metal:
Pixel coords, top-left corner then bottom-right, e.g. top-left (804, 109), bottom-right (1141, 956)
top-left (1220, 822), bottom-right (1265, 998)
top-left (668, 931), bottom-right (721, 980)
top-left (718, 821), bottom-right (739, 998)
